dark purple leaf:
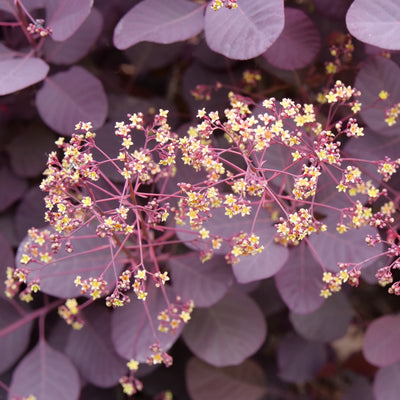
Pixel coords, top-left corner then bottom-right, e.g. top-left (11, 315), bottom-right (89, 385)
top-left (186, 357), bottom-right (267, 400)
top-left (289, 292), bottom-right (353, 342)
top-left (182, 290), bottom-right (267, 367)
top-left (275, 242), bottom-right (324, 314)
top-left (15, 187), bottom-right (47, 241)
top-left (0, 162), bottom-right (27, 212)
top-left (168, 253), bottom-right (233, 307)
top-left (113, 0), bottom-right (205, 50)
top-left (0, 57), bottom-right (49, 96)
top-left (263, 8), bottom-right (321, 70)
top-left (43, 7), bottom-right (103, 65)
top-left (363, 314), bottom-right (400, 367)
top-left (342, 377), bottom-right (374, 400)
top-left (277, 332), bottom-right (327, 383)
top-left (313, 0), bottom-right (352, 20)
top-left (0, 0), bottom-right (16, 15)
top-left (6, 122), bottom-right (55, 178)
top-left (46, 0), bottom-right (93, 41)
top-left (251, 278), bottom-right (286, 317)
top-left (355, 56), bottom-right (400, 137)
top-left (112, 286), bottom-right (182, 362)
top-left (9, 340), bottom-right (80, 400)
top-left (36, 66), bottom-right (107, 135)
top-left (16, 224), bottom-right (125, 298)
top-left (346, 0), bottom-right (400, 50)
top-left (0, 299), bottom-right (33, 374)
top-left (308, 216), bottom-right (384, 273)
top-left (204, 0), bottom-right (284, 60)
top-left (125, 42), bottom-right (184, 73)
top-left (373, 362), bottom-right (400, 400)
top-left (65, 304), bottom-right (126, 387)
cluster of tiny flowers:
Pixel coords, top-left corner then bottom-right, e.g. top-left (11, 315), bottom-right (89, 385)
top-left (4, 267), bottom-right (40, 303)
top-left (157, 297), bottom-right (194, 334)
top-left (74, 276), bottom-right (108, 300)
top-left (106, 270), bottom-right (133, 308)
top-left (384, 102), bottom-right (400, 126)
top-left (210, 0), bottom-right (237, 11)
top-left (320, 265), bottom-right (361, 298)
top-left (227, 233), bottom-right (264, 264)
top-left (147, 343), bottom-right (173, 367)
top-left (276, 209), bottom-right (327, 244)
top-left (11, 395), bottom-right (37, 400)
top-left (292, 165), bottom-right (321, 200)
top-left (376, 157), bottom-right (400, 182)
top-left (323, 34), bottom-right (355, 77)
top-left (119, 375), bottom-right (143, 397)
top-left (27, 19), bottom-right (52, 37)
top-left (58, 298), bottom-right (84, 330)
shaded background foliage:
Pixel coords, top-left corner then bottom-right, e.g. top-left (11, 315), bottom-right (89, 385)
top-left (1, 0), bottom-right (400, 399)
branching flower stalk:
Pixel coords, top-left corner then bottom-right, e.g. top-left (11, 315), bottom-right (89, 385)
top-left (4, 79), bottom-right (400, 396)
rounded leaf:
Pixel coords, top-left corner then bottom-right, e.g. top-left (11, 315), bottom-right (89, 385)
top-left (0, 163), bottom-right (27, 212)
top-left (43, 7), bottom-right (103, 65)
top-left (373, 362), bottom-right (400, 400)
top-left (186, 357), bottom-right (267, 400)
top-left (308, 216), bottom-right (384, 273)
top-left (9, 340), bottom-right (80, 400)
top-left (182, 290), bottom-right (267, 367)
top-left (263, 8), bottom-right (321, 70)
top-left (46, 0), bottom-right (93, 41)
top-left (355, 56), bottom-right (400, 137)
top-left (277, 333), bottom-right (327, 383)
top-left (112, 286), bottom-right (182, 362)
top-left (0, 299), bottom-right (34, 374)
top-left (275, 242), bottom-right (324, 314)
top-left (16, 225), bottom-right (125, 298)
top-left (113, 0), bottom-right (205, 50)
top-left (346, 0), bottom-right (400, 50)
top-left (290, 292), bottom-right (353, 342)
top-left (363, 314), bottom-right (400, 367)
top-left (65, 304), bottom-right (126, 387)
top-left (36, 66), bottom-right (107, 135)
top-left (0, 57), bottom-right (49, 96)
top-left (168, 253), bottom-right (233, 307)
top-left (204, 0), bottom-right (284, 60)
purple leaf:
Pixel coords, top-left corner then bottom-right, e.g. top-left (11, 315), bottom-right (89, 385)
top-left (16, 224), bottom-right (125, 298)
top-left (15, 187), bottom-right (47, 241)
top-left (8, 340), bottom-right (80, 400)
top-left (0, 57), bottom-right (49, 96)
top-left (0, 0), bottom-right (16, 16)
top-left (43, 7), bottom-right (103, 65)
top-left (0, 299), bottom-right (33, 374)
top-left (289, 292), bottom-right (353, 342)
top-left (112, 286), bottom-right (182, 362)
top-left (308, 216), bottom-right (384, 273)
top-left (346, 0), bottom-right (400, 50)
top-left (355, 56), bottom-right (400, 137)
top-left (46, 0), bottom-right (93, 42)
top-left (277, 333), bottom-right (327, 383)
top-left (204, 0), bottom-right (284, 60)
top-left (35, 66), bottom-right (107, 135)
top-left (113, 0), bottom-right (205, 50)
top-left (186, 357), bottom-right (267, 400)
top-left (373, 362), bottom-right (400, 400)
top-left (182, 290), bottom-right (267, 367)
top-left (168, 253), bottom-right (233, 307)
top-left (6, 123), bottom-right (55, 178)
top-left (363, 314), bottom-right (400, 367)
top-left (65, 304), bottom-right (126, 387)
top-left (275, 242), bottom-right (324, 314)
top-left (0, 162), bottom-right (27, 212)
top-left (263, 8), bottom-right (321, 70)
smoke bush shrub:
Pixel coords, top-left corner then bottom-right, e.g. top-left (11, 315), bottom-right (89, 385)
top-left (1, 1), bottom-right (400, 399)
